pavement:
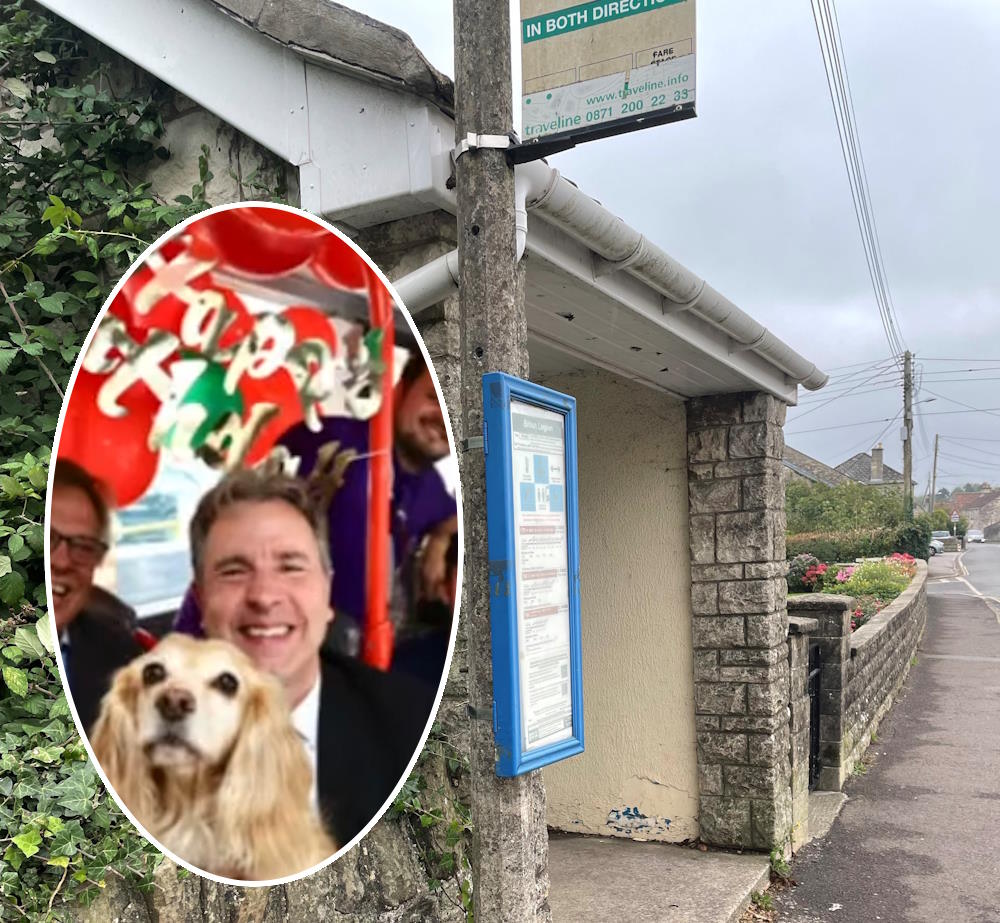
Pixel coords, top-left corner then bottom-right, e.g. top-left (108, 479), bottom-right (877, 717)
top-left (775, 549), bottom-right (1000, 922)
top-left (547, 833), bottom-right (770, 922)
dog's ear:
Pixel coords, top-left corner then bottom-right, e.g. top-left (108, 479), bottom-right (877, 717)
top-left (216, 678), bottom-right (314, 832)
top-left (90, 666), bottom-right (154, 814)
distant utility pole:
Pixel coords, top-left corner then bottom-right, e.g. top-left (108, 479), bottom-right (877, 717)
top-left (452, 2), bottom-right (548, 921)
top-left (930, 433), bottom-right (939, 515)
top-left (903, 350), bottom-right (913, 520)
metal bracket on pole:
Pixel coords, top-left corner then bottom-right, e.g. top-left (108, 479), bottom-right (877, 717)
top-left (454, 131), bottom-right (514, 160)
top-left (461, 435), bottom-right (484, 452)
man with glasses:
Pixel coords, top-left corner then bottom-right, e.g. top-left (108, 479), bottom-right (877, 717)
top-left (50, 460), bottom-right (143, 732)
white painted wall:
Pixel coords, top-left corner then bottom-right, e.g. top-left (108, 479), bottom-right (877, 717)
top-left (536, 366), bottom-right (699, 842)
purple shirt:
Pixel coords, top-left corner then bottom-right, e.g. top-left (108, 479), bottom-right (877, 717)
top-left (174, 417), bottom-right (455, 635)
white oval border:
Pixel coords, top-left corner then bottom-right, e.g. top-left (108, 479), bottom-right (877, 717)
top-left (44, 200), bottom-right (465, 889)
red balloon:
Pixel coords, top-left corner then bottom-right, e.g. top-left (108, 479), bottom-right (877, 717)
top-left (311, 234), bottom-right (369, 290)
top-left (188, 208), bottom-right (327, 277)
top-left (59, 371), bottom-right (160, 508)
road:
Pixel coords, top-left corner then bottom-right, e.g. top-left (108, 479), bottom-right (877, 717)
top-left (944, 540), bottom-right (1000, 604)
top-left (775, 550), bottom-right (1000, 922)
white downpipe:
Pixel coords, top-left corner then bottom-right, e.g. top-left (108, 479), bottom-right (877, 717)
top-left (394, 159), bottom-right (827, 391)
top-left (393, 249), bottom-right (460, 314)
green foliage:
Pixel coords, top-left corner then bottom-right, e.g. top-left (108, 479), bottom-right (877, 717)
top-left (751, 890), bottom-right (775, 911)
top-left (0, 3), bottom-right (219, 914)
top-left (786, 528), bottom-right (897, 563)
top-left (787, 520), bottom-right (932, 563)
top-left (836, 560), bottom-right (909, 600)
top-left (392, 723), bottom-right (473, 921)
top-left (0, 1), bottom-right (217, 454)
top-left (785, 480), bottom-right (904, 534)
top-left (769, 847), bottom-right (791, 880)
top-left (953, 482), bottom-right (991, 494)
top-left (786, 553), bottom-right (820, 592)
top-left (894, 520), bottom-right (931, 560)
top-left (917, 509), bottom-right (967, 538)
top-left (0, 609), bottom-right (162, 918)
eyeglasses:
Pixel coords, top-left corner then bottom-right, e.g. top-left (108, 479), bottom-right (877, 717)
top-left (50, 528), bottom-right (108, 566)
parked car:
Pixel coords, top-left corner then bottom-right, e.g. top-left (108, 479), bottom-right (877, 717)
top-left (929, 538), bottom-right (944, 556)
top-left (931, 530), bottom-right (951, 541)
top-left (967, 529), bottom-right (985, 543)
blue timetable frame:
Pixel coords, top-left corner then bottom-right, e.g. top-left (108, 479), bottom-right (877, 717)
top-left (482, 372), bottom-right (584, 777)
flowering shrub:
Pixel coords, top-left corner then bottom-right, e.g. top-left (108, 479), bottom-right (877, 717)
top-left (851, 595), bottom-right (885, 631)
top-left (788, 553), bottom-right (916, 631)
top-left (787, 553), bottom-right (822, 592)
top-left (803, 563), bottom-right (828, 591)
top-left (886, 552), bottom-right (917, 579)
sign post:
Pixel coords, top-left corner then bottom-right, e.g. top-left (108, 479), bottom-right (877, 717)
top-left (483, 372), bottom-right (584, 776)
top-left (515, 0), bottom-right (697, 160)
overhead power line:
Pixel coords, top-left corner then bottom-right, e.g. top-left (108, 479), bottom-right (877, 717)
top-left (826, 356), bottom-right (895, 377)
top-left (787, 407), bottom-right (1000, 435)
top-left (838, 409), bottom-right (903, 457)
top-left (917, 357), bottom-right (1000, 363)
top-left (788, 364), bottom-right (900, 421)
top-left (810, 0), bottom-right (907, 361)
top-left (920, 388), bottom-right (1000, 420)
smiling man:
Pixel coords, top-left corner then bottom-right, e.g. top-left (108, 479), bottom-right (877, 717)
top-left (189, 469), bottom-right (434, 846)
top-left (172, 351), bottom-right (458, 661)
top-left (50, 460), bottom-right (144, 732)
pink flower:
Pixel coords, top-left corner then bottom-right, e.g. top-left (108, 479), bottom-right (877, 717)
top-left (836, 567), bottom-right (856, 582)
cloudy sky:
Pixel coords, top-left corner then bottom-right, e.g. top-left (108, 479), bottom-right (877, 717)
top-left (346, 0), bottom-right (1000, 498)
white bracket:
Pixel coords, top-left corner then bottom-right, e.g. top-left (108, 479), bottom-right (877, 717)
top-left (729, 331), bottom-right (768, 354)
top-left (454, 132), bottom-right (513, 160)
top-left (660, 280), bottom-right (706, 315)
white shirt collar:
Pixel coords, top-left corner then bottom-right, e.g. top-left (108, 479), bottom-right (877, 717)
top-left (291, 671), bottom-right (322, 810)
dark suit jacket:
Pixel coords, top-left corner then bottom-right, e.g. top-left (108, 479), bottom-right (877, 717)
top-left (316, 650), bottom-right (435, 845)
top-left (66, 586), bottom-right (144, 734)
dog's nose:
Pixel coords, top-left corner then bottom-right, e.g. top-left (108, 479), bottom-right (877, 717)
top-left (156, 688), bottom-right (195, 723)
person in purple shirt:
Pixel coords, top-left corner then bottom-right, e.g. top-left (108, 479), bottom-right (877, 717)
top-left (175, 351), bottom-right (457, 660)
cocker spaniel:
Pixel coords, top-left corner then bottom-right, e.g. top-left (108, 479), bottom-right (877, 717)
top-left (91, 633), bottom-right (336, 880)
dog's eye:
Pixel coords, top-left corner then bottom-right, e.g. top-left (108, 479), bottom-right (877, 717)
top-left (211, 671), bottom-right (239, 697)
top-left (142, 662), bottom-right (166, 686)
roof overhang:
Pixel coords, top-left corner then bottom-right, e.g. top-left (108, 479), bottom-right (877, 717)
top-left (40, 0), bottom-right (825, 403)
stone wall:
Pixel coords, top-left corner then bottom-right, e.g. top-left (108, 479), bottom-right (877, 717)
top-left (786, 616), bottom-right (817, 853)
top-left (686, 392), bottom-right (792, 851)
top-left (788, 561), bottom-right (927, 791)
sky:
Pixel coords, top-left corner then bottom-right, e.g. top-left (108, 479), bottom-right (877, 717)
top-left (343, 0), bottom-right (1000, 499)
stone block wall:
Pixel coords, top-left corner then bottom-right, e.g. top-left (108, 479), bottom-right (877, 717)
top-left (788, 561), bottom-right (927, 791)
top-left (786, 616), bottom-right (817, 853)
top-left (686, 392), bottom-right (792, 850)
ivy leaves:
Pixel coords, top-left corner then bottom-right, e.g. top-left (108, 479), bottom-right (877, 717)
top-left (0, 612), bottom-right (163, 915)
top-left (0, 3), bottom-right (211, 455)
top-left (0, 2), bottom-right (212, 916)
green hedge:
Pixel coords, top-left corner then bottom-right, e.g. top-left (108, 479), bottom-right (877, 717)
top-left (786, 523), bottom-right (930, 562)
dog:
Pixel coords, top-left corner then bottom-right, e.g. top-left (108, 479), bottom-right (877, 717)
top-left (91, 633), bottom-right (336, 880)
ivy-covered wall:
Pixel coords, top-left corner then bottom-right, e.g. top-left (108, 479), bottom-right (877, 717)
top-left (0, 3), bottom-right (471, 918)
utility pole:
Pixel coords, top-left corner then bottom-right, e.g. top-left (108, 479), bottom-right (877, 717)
top-left (930, 433), bottom-right (939, 516)
top-left (903, 350), bottom-right (913, 520)
top-left (452, 3), bottom-right (549, 921)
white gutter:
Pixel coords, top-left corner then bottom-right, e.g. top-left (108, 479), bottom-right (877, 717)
top-left (395, 160), bottom-right (828, 391)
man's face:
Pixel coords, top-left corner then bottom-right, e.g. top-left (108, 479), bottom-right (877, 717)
top-left (196, 499), bottom-right (332, 706)
top-left (50, 486), bottom-right (105, 632)
top-left (395, 368), bottom-right (450, 469)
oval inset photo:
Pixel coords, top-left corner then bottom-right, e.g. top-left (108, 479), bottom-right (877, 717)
top-left (48, 203), bottom-right (461, 885)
